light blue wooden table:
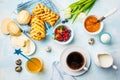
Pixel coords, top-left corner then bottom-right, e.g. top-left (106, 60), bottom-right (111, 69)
top-left (0, 0), bottom-right (120, 80)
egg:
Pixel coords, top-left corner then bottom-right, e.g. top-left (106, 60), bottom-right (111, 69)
top-left (100, 33), bottom-right (111, 43)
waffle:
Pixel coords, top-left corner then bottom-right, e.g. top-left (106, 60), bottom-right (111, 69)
top-left (30, 16), bottom-right (46, 40)
top-left (33, 3), bottom-right (60, 26)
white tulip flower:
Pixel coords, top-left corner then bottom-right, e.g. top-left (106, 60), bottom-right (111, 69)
top-left (64, 7), bottom-right (71, 13)
top-left (64, 13), bottom-right (71, 19)
top-left (77, 12), bottom-right (86, 22)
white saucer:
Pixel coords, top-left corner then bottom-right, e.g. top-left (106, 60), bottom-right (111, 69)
top-left (10, 33), bottom-right (36, 56)
top-left (60, 46), bottom-right (91, 76)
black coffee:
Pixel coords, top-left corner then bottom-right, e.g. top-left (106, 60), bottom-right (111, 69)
top-left (67, 52), bottom-right (85, 70)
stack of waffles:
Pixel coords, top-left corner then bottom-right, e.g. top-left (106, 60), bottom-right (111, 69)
top-left (30, 3), bottom-right (60, 40)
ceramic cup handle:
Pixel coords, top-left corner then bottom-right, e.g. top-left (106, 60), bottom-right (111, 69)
top-left (112, 65), bottom-right (118, 70)
top-left (83, 67), bottom-right (88, 71)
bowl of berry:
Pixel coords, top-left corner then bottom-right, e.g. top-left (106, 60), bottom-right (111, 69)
top-left (53, 24), bottom-right (73, 45)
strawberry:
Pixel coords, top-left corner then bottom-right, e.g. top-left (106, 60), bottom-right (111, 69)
top-left (57, 34), bottom-right (63, 41)
top-left (64, 36), bottom-right (69, 41)
top-left (64, 29), bottom-right (68, 33)
top-left (55, 29), bottom-right (61, 34)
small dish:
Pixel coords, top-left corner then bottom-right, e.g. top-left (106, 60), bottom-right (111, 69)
top-left (83, 15), bottom-right (104, 35)
top-left (53, 24), bottom-right (74, 45)
top-left (99, 32), bottom-right (112, 44)
top-left (10, 33), bottom-right (36, 56)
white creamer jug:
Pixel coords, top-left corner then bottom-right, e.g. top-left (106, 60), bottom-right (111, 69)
top-left (95, 52), bottom-right (117, 70)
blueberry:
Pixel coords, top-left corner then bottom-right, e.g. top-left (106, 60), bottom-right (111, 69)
top-left (65, 19), bottom-right (68, 22)
top-left (62, 20), bottom-right (66, 24)
top-left (69, 34), bottom-right (71, 37)
top-left (68, 30), bottom-right (71, 33)
top-left (62, 19), bottom-right (68, 24)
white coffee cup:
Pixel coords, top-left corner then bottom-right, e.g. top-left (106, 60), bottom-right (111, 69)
top-left (95, 52), bottom-right (117, 70)
top-left (66, 51), bottom-right (88, 72)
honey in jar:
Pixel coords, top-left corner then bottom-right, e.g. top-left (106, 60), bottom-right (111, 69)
top-left (26, 57), bottom-right (43, 73)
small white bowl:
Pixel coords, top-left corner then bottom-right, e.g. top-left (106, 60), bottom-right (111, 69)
top-left (53, 24), bottom-right (74, 45)
top-left (99, 32), bottom-right (112, 44)
top-left (83, 15), bottom-right (104, 35)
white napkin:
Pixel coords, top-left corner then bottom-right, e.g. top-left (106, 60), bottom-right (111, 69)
top-left (50, 61), bottom-right (76, 80)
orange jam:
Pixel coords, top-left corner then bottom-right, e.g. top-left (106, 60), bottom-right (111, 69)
top-left (84, 16), bottom-right (100, 32)
top-left (26, 58), bottom-right (43, 73)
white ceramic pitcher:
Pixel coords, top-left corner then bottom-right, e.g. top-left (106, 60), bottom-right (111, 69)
top-left (95, 52), bottom-right (117, 70)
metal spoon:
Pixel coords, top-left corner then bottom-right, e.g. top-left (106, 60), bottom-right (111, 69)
top-left (96, 8), bottom-right (117, 23)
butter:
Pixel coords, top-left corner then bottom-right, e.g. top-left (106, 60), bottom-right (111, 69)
top-left (10, 34), bottom-right (31, 53)
top-left (21, 40), bottom-right (30, 53)
top-left (11, 37), bottom-right (26, 47)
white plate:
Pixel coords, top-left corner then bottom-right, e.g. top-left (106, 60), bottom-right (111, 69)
top-left (60, 46), bottom-right (91, 76)
top-left (10, 33), bottom-right (36, 56)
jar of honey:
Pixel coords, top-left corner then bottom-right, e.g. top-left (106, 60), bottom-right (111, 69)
top-left (26, 57), bottom-right (43, 73)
